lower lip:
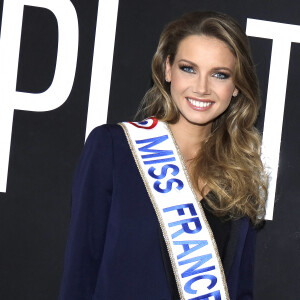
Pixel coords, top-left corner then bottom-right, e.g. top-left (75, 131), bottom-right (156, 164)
top-left (186, 98), bottom-right (214, 111)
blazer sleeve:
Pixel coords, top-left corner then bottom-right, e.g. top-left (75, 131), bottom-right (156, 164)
top-left (225, 217), bottom-right (257, 300)
top-left (236, 221), bottom-right (257, 300)
top-left (59, 125), bottom-right (113, 299)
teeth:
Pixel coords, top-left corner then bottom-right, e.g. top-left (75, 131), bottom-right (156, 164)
top-left (187, 98), bottom-right (212, 108)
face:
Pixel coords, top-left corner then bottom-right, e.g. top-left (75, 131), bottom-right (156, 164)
top-left (165, 35), bottom-right (238, 128)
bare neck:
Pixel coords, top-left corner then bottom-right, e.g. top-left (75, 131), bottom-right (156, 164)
top-left (168, 118), bottom-right (211, 161)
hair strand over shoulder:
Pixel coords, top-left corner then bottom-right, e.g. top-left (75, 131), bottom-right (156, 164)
top-left (136, 11), bottom-right (268, 225)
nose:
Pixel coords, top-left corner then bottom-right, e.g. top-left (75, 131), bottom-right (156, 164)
top-left (193, 74), bottom-right (210, 95)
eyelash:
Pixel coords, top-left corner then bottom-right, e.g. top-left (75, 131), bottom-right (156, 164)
top-left (179, 65), bottom-right (230, 80)
top-left (213, 72), bottom-right (230, 80)
top-left (179, 65), bottom-right (195, 73)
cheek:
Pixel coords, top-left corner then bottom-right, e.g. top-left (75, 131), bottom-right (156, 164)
top-left (170, 77), bottom-right (185, 97)
top-left (170, 73), bottom-right (190, 96)
top-left (217, 84), bottom-right (235, 102)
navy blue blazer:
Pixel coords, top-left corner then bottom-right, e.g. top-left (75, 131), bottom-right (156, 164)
top-left (59, 124), bottom-right (256, 300)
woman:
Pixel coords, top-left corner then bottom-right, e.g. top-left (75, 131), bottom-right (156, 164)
top-left (59, 11), bottom-right (268, 300)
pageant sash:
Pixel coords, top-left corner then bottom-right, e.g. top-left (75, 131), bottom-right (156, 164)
top-left (120, 117), bottom-right (229, 300)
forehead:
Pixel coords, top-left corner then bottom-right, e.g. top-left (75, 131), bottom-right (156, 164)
top-left (175, 35), bottom-right (236, 69)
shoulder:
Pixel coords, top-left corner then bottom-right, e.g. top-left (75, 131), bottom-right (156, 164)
top-left (81, 123), bottom-right (134, 167)
top-left (74, 124), bottom-right (124, 176)
top-left (86, 124), bottom-right (124, 143)
top-left (83, 124), bottom-right (127, 153)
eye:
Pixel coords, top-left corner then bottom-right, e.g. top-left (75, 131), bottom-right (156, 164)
top-left (213, 72), bottom-right (230, 80)
top-left (179, 65), bottom-right (195, 74)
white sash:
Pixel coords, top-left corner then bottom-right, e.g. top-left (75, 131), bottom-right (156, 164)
top-left (120, 117), bottom-right (229, 300)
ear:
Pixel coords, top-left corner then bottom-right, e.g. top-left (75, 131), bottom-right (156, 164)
top-left (233, 88), bottom-right (239, 97)
top-left (165, 56), bottom-right (172, 82)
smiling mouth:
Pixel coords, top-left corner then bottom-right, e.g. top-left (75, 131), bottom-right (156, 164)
top-left (186, 98), bottom-right (214, 109)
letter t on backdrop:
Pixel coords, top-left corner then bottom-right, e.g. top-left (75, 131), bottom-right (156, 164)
top-left (0, 0), bottom-right (78, 193)
top-left (246, 19), bottom-right (300, 220)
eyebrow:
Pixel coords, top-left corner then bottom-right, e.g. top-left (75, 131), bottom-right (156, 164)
top-left (177, 59), bottom-right (233, 73)
top-left (177, 59), bottom-right (198, 67)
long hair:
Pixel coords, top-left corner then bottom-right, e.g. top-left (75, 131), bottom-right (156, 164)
top-left (136, 11), bottom-right (268, 224)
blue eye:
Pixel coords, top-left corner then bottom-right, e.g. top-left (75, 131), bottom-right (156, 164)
top-left (180, 65), bottom-right (195, 73)
top-left (213, 72), bottom-right (229, 80)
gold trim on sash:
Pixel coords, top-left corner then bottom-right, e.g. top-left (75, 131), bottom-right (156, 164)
top-left (166, 124), bottom-right (229, 299)
top-left (119, 121), bottom-right (230, 300)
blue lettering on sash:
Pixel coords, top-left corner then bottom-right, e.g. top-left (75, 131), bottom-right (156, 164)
top-left (136, 135), bottom-right (173, 160)
top-left (163, 203), bottom-right (197, 216)
top-left (163, 203), bottom-right (219, 296)
top-left (148, 164), bottom-right (179, 179)
top-left (173, 240), bottom-right (208, 259)
top-left (136, 135), bottom-right (176, 164)
top-left (163, 204), bottom-right (201, 238)
top-left (136, 135), bottom-right (183, 192)
top-left (168, 217), bottom-right (202, 239)
top-left (154, 178), bottom-right (184, 193)
top-left (180, 254), bottom-right (214, 278)
top-left (132, 126), bottom-right (222, 297)
top-left (188, 290), bottom-right (221, 300)
top-left (143, 157), bottom-right (176, 165)
top-left (184, 274), bottom-right (217, 294)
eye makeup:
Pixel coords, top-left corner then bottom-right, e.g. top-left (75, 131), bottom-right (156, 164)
top-left (212, 72), bottom-right (230, 80)
top-left (179, 64), bottom-right (195, 73)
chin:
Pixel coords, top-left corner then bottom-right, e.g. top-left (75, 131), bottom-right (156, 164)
top-left (181, 114), bottom-right (214, 127)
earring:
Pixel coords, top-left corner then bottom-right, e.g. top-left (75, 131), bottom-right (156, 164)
top-left (233, 90), bottom-right (238, 97)
top-left (165, 78), bottom-right (170, 83)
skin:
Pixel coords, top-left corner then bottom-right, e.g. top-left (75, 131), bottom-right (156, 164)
top-left (165, 35), bottom-right (238, 162)
top-left (165, 35), bottom-right (238, 197)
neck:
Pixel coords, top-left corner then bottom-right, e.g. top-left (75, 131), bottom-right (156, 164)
top-left (168, 117), bottom-right (212, 161)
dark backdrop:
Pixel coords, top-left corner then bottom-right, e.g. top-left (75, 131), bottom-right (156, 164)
top-left (0, 0), bottom-right (299, 299)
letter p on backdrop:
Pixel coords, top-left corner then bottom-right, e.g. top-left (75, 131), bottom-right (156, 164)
top-left (0, 0), bottom-right (78, 193)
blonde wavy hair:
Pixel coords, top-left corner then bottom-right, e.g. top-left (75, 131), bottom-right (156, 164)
top-left (136, 11), bottom-right (268, 224)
